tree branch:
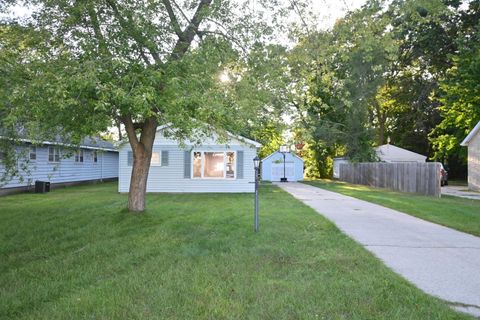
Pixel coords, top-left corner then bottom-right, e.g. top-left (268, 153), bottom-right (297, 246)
top-left (197, 29), bottom-right (248, 53)
top-left (86, 3), bottom-right (109, 56)
top-left (162, 0), bottom-right (185, 40)
top-left (105, 0), bottom-right (162, 64)
top-left (170, 0), bottom-right (212, 60)
top-left (122, 115), bottom-right (140, 148)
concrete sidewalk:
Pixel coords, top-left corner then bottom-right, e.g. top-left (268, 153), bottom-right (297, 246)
top-left (275, 182), bottom-right (480, 317)
top-left (442, 186), bottom-right (480, 201)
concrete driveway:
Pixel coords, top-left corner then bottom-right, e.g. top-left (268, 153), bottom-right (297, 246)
top-left (275, 182), bottom-right (480, 317)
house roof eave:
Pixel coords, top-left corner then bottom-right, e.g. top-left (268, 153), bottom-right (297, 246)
top-left (460, 121), bottom-right (480, 146)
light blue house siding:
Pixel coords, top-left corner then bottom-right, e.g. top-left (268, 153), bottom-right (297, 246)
top-left (0, 144), bottom-right (118, 191)
top-left (118, 128), bottom-right (260, 193)
top-left (261, 151), bottom-right (304, 182)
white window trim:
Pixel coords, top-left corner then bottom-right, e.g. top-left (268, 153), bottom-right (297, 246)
top-left (191, 150), bottom-right (236, 180)
top-left (150, 151), bottom-right (162, 167)
top-left (48, 147), bottom-right (61, 163)
top-left (75, 149), bottom-right (84, 163)
top-left (29, 146), bottom-right (37, 161)
top-left (93, 150), bottom-right (98, 164)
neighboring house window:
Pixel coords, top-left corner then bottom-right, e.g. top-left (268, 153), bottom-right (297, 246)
top-left (192, 151), bottom-right (236, 179)
top-left (75, 149), bottom-right (84, 163)
top-left (48, 147), bottom-right (60, 162)
top-left (151, 152), bottom-right (161, 166)
top-left (93, 151), bottom-right (98, 163)
top-left (29, 146), bottom-right (37, 160)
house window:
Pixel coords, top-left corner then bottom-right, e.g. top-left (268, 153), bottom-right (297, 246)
top-left (75, 149), bottom-right (84, 163)
top-left (93, 151), bottom-right (98, 163)
top-left (29, 146), bottom-right (37, 160)
top-left (151, 152), bottom-right (161, 166)
top-left (48, 147), bottom-right (60, 162)
top-left (192, 151), bottom-right (236, 179)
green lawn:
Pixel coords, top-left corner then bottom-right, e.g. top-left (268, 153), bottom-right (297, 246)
top-left (303, 180), bottom-right (480, 237)
top-left (0, 183), bottom-right (472, 319)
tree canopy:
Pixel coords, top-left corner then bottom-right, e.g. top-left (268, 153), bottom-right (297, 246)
top-left (1, 0), bottom-right (299, 211)
top-left (1, 0), bottom-right (478, 198)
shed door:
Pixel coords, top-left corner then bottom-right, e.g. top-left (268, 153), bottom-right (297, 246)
top-left (271, 162), bottom-right (295, 181)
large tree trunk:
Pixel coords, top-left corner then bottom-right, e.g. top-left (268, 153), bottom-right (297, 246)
top-left (128, 147), bottom-right (152, 212)
top-left (124, 116), bottom-right (157, 212)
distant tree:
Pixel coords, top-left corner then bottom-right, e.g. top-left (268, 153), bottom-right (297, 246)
top-left (430, 12), bottom-right (480, 171)
top-left (291, 1), bottom-right (392, 175)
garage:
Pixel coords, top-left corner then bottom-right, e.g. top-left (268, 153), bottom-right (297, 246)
top-left (261, 151), bottom-right (304, 182)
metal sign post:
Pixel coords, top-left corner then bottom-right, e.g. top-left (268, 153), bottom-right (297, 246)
top-left (253, 156), bottom-right (260, 232)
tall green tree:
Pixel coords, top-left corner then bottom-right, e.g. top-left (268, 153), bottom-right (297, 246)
top-left (291, 0), bottom-right (394, 176)
top-left (430, 2), bottom-right (480, 173)
top-left (1, 0), bottom-right (291, 212)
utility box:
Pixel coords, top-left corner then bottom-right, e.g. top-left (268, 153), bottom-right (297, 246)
top-left (35, 181), bottom-right (51, 193)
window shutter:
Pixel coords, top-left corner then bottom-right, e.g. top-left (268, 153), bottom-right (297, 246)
top-left (184, 151), bottom-right (191, 178)
top-left (161, 150), bottom-right (169, 166)
top-left (127, 151), bottom-right (133, 166)
top-left (237, 151), bottom-right (244, 179)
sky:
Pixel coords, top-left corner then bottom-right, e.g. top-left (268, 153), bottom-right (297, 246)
top-left (5, 0), bottom-right (367, 30)
top-left (310, 0), bottom-right (366, 29)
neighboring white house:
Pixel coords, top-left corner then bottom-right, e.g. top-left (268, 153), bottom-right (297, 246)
top-left (333, 144), bottom-right (426, 179)
top-left (461, 121), bottom-right (480, 191)
top-left (118, 127), bottom-right (261, 193)
top-left (375, 144), bottom-right (427, 163)
top-left (261, 151), bottom-right (304, 182)
top-left (0, 136), bottom-right (118, 195)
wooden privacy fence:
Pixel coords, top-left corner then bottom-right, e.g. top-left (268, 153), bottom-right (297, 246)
top-left (339, 162), bottom-right (442, 197)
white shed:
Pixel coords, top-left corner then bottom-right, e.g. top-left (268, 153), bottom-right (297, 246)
top-left (375, 144), bottom-right (427, 163)
top-left (118, 127), bottom-right (261, 193)
top-left (261, 151), bottom-right (304, 182)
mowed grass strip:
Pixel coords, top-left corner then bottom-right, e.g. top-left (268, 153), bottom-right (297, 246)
top-left (0, 183), bottom-right (471, 319)
top-left (303, 179), bottom-right (480, 237)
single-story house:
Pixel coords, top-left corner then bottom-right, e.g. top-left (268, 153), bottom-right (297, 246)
top-left (261, 151), bottom-right (304, 182)
top-left (333, 144), bottom-right (426, 179)
top-left (0, 136), bottom-right (118, 195)
top-left (118, 127), bottom-right (261, 193)
top-left (461, 121), bottom-right (480, 191)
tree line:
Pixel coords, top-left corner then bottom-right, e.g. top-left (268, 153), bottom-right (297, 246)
top-left (281, 0), bottom-right (479, 179)
top-left (1, 0), bottom-right (478, 211)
